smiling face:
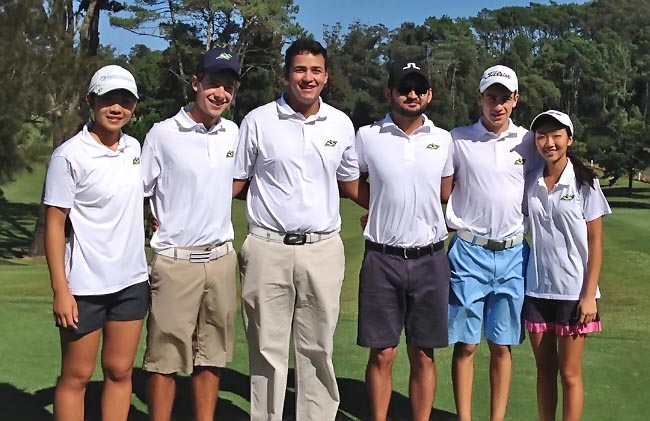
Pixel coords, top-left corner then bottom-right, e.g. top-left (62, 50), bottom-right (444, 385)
top-left (386, 73), bottom-right (432, 118)
top-left (478, 84), bottom-right (519, 135)
top-left (88, 89), bottom-right (137, 133)
top-left (284, 52), bottom-right (328, 117)
top-left (535, 122), bottom-right (573, 166)
top-left (190, 71), bottom-right (238, 127)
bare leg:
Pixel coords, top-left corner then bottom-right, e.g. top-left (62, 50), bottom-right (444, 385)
top-left (452, 342), bottom-right (478, 421)
top-left (100, 319), bottom-right (143, 421)
top-left (529, 331), bottom-right (559, 421)
top-left (407, 345), bottom-right (435, 421)
top-left (147, 373), bottom-right (175, 421)
top-left (366, 347), bottom-right (397, 421)
top-left (54, 328), bottom-right (101, 421)
top-left (558, 334), bottom-right (586, 421)
top-left (487, 340), bottom-right (512, 421)
top-left (192, 366), bottom-right (220, 421)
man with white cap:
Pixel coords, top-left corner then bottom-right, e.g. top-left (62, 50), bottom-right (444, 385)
top-left (355, 58), bottom-right (453, 421)
top-left (140, 47), bottom-right (241, 421)
top-left (446, 64), bottom-right (537, 421)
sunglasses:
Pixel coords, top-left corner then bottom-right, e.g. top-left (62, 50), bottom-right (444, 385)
top-left (396, 82), bottom-right (429, 96)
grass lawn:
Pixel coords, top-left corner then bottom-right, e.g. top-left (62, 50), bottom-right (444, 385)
top-left (0, 168), bottom-right (648, 420)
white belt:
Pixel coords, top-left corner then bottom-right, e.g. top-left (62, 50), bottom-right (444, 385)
top-left (456, 230), bottom-right (524, 251)
top-left (154, 242), bottom-right (233, 263)
top-left (249, 225), bottom-right (339, 245)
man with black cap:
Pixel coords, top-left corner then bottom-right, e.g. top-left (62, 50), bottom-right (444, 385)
top-left (140, 47), bottom-right (241, 421)
top-left (354, 59), bottom-right (453, 421)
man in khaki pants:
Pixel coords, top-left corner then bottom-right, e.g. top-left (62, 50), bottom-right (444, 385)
top-left (140, 47), bottom-right (241, 421)
top-left (233, 38), bottom-right (361, 421)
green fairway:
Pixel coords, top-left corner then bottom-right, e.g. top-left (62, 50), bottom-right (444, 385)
top-left (1, 171), bottom-right (648, 420)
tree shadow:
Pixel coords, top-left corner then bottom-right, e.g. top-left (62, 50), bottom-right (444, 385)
top-left (0, 367), bottom-right (457, 420)
top-left (0, 197), bottom-right (39, 258)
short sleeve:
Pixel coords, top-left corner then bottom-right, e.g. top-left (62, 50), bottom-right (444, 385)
top-left (336, 125), bottom-right (359, 181)
top-left (141, 133), bottom-right (161, 197)
top-left (581, 178), bottom-right (612, 222)
top-left (442, 134), bottom-right (454, 177)
top-left (233, 116), bottom-right (258, 180)
top-left (355, 130), bottom-right (368, 173)
top-left (44, 156), bottom-right (75, 208)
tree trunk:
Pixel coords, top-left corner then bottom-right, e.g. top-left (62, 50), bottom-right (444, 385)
top-left (628, 169), bottom-right (634, 193)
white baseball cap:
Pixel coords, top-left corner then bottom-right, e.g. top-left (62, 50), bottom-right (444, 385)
top-left (87, 65), bottom-right (139, 99)
top-left (530, 110), bottom-right (574, 136)
top-left (479, 65), bottom-right (518, 93)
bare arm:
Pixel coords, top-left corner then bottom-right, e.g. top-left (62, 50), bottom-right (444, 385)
top-left (338, 173), bottom-right (370, 209)
top-left (578, 217), bottom-right (604, 324)
top-left (45, 205), bottom-right (78, 329)
top-left (232, 178), bottom-right (250, 200)
top-left (441, 175), bottom-right (454, 204)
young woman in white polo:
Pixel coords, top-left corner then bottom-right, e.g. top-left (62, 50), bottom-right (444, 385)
top-left (524, 110), bottom-right (611, 421)
top-left (44, 65), bottom-right (149, 421)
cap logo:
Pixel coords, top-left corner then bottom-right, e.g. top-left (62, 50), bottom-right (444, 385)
top-left (403, 63), bottom-right (421, 70)
top-left (216, 52), bottom-right (233, 60)
top-left (99, 74), bottom-right (133, 82)
top-left (484, 70), bottom-right (511, 80)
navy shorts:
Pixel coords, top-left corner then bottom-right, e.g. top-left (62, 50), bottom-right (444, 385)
top-left (357, 243), bottom-right (450, 349)
top-left (523, 296), bottom-right (601, 336)
top-left (59, 281), bottom-right (150, 336)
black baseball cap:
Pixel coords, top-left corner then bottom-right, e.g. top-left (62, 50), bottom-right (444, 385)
top-left (195, 47), bottom-right (241, 79)
top-left (388, 60), bottom-right (430, 87)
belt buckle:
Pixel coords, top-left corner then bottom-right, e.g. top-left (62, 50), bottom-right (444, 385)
top-left (189, 250), bottom-right (212, 263)
top-left (403, 247), bottom-right (410, 259)
top-left (283, 233), bottom-right (307, 245)
top-left (485, 239), bottom-right (506, 251)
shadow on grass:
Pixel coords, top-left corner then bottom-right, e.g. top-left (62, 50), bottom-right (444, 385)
top-left (0, 367), bottom-right (457, 420)
top-left (0, 197), bottom-right (39, 259)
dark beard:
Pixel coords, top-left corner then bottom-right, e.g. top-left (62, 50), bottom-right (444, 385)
top-left (392, 101), bottom-right (426, 118)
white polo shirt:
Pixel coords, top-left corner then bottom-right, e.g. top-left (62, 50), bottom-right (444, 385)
top-left (526, 161), bottom-right (611, 299)
top-left (44, 125), bottom-right (148, 295)
top-left (234, 95), bottom-right (359, 233)
top-left (446, 118), bottom-right (537, 239)
top-left (356, 114), bottom-right (453, 247)
top-left (141, 108), bottom-right (238, 250)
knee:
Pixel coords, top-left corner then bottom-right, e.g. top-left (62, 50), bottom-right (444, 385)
top-left (407, 346), bottom-right (434, 368)
top-left (559, 367), bottom-right (582, 388)
top-left (103, 361), bottom-right (134, 383)
top-left (487, 342), bottom-right (511, 359)
top-left (58, 365), bottom-right (95, 390)
top-left (369, 347), bottom-right (398, 369)
top-left (453, 343), bottom-right (478, 359)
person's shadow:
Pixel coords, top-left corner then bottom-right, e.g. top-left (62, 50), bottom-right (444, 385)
top-left (0, 367), bottom-right (456, 420)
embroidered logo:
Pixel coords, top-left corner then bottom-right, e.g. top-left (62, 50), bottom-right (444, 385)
top-left (514, 158), bottom-right (525, 165)
top-left (426, 143), bottom-right (440, 150)
top-left (226, 151), bottom-right (235, 158)
top-left (324, 140), bottom-right (338, 147)
top-left (560, 194), bottom-right (575, 201)
top-left (132, 157), bottom-right (140, 165)
top-left (217, 52), bottom-right (233, 60)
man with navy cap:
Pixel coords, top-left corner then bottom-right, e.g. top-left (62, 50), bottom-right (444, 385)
top-left (141, 47), bottom-right (241, 421)
top-left (355, 59), bottom-right (453, 421)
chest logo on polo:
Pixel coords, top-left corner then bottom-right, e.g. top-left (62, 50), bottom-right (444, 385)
top-left (132, 157), bottom-right (140, 165)
top-left (560, 194), bottom-right (575, 201)
top-left (426, 143), bottom-right (440, 150)
top-left (226, 150), bottom-right (235, 158)
top-left (324, 140), bottom-right (338, 147)
top-left (514, 157), bottom-right (525, 165)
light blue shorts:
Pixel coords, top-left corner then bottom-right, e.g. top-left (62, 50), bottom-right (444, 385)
top-left (447, 234), bottom-right (529, 346)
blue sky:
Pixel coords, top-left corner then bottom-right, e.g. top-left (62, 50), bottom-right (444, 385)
top-left (100, 0), bottom-right (588, 55)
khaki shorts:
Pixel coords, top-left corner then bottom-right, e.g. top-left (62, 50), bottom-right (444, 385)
top-left (143, 247), bottom-right (237, 374)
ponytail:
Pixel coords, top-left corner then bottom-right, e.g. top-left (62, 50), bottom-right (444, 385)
top-left (567, 150), bottom-right (596, 189)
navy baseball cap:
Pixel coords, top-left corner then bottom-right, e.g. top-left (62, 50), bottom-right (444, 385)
top-left (388, 60), bottom-right (430, 87)
top-left (195, 47), bottom-right (241, 79)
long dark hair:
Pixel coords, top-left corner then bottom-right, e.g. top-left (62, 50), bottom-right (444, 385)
top-left (567, 150), bottom-right (596, 189)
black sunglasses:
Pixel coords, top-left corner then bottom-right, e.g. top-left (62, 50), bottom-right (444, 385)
top-left (396, 83), bottom-right (429, 96)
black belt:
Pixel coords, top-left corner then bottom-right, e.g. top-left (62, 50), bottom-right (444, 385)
top-left (365, 240), bottom-right (444, 259)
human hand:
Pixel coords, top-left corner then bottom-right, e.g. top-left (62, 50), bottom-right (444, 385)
top-left (53, 289), bottom-right (78, 330)
top-left (577, 297), bottom-right (597, 325)
top-left (360, 213), bottom-right (368, 230)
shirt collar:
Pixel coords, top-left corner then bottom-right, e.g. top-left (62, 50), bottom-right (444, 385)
top-left (378, 113), bottom-right (435, 136)
top-left (475, 118), bottom-right (519, 140)
top-left (276, 94), bottom-right (327, 123)
top-left (174, 107), bottom-right (225, 134)
top-left (80, 123), bottom-right (128, 158)
top-left (535, 159), bottom-right (575, 188)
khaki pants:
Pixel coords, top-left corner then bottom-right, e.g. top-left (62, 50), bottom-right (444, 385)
top-left (239, 233), bottom-right (345, 421)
